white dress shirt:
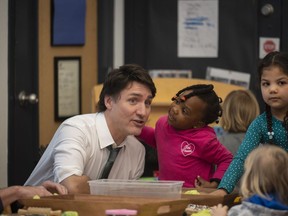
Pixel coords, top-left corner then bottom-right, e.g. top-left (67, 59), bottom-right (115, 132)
top-left (25, 112), bottom-right (145, 186)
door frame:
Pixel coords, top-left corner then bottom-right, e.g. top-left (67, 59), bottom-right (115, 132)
top-left (8, 0), bottom-right (39, 186)
top-left (0, 0), bottom-right (9, 187)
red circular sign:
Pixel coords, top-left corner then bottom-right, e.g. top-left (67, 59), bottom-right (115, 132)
top-left (263, 40), bottom-right (276, 53)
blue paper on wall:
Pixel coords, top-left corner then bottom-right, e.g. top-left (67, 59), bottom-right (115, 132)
top-left (52, 0), bottom-right (86, 45)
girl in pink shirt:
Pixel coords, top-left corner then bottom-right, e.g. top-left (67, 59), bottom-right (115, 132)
top-left (139, 84), bottom-right (233, 188)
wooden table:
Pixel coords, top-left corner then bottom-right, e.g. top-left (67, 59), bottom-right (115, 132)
top-left (19, 194), bottom-right (191, 216)
top-left (19, 189), bottom-right (240, 215)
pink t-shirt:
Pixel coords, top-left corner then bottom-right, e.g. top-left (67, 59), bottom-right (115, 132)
top-left (139, 115), bottom-right (233, 187)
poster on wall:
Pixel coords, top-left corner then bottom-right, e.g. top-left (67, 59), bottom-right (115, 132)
top-left (54, 57), bottom-right (81, 120)
top-left (178, 0), bottom-right (218, 58)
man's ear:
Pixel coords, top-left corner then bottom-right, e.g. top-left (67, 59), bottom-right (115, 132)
top-left (104, 95), bottom-right (113, 110)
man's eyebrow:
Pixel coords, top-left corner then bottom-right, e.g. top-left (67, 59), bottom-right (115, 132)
top-left (128, 93), bottom-right (143, 97)
top-left (128, 93), bottom-right (153, 99)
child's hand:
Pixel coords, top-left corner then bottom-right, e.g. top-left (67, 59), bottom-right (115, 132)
top-left (194, 176), bottom-right (218, 188)
top-left (210, 204), bottom-right (228, 216)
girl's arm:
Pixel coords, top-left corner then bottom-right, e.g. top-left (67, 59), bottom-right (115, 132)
top-left (206, 139), bottom-right (233, 185)
top-left (217, 118), bottom-right (263, 193)
top-left (194, 129), bottom-right (233, 188)
top-left (137, 126), bottom-right (157, 147)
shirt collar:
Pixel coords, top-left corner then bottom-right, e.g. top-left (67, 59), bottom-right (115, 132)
top-left (96, 112), bottom-right (115, 149)
top-left (96, 112), bottom-right (128, 150)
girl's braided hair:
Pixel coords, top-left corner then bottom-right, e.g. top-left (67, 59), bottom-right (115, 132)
top-left (265, 105), bottom-right (274, 144)
top-left (172, 84), bottom-right (222, 124)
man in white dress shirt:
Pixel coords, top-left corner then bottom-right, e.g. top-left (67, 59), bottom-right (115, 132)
top-left (25, 64), bottom-right (156, 194)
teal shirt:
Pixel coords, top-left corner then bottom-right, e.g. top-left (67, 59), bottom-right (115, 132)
top-left (218, 112), bottom-right (288, 193)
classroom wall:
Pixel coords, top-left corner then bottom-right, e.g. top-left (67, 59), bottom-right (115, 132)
top-left (0, 0), bottom-right (8, 187)
top-left (113, 0), bottom-right (124, 68)
top-left (123, 0), bottom-right (288, 112)
top-left (38, 0), bottom-right (98, 147)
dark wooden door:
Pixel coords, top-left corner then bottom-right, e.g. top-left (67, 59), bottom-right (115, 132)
top-left (8, 0), bottom-right (39, 186)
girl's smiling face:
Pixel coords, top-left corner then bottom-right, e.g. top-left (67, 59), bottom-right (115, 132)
top-left (168, 90), bottom-right (207, 130)
top-left (261, 65), bottom-right (288, 118)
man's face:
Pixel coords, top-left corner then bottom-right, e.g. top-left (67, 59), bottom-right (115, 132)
top-left (104, 81), bottom-right (153, 142)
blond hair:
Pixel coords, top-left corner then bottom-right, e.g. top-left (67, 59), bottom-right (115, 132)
top-left (220, 90), bottom-right (260, 132)
top-left (240, 145), bottom-right (288, 205)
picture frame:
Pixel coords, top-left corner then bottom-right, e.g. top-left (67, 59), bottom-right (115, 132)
top-left (54, 57), bottom-right (81, 121)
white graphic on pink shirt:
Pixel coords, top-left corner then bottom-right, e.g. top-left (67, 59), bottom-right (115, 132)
top-left (181, 141), bottom-right (195, 157)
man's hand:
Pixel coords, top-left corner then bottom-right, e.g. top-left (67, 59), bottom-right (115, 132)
top-left (41, 180), bottom-right (68, 195)
top-left (0, 182), bottom-right (67, 209)
top-left (17, 185), bottom-right (52, 199)
top-left (18, 181), bottom-right (68, 199)
top-left (60, 175), bottom-right (90, 194)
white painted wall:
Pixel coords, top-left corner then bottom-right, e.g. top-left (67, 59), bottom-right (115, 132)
top-left (113, 0), bottom-right (124, 68)
top-left (0, 0), bottom-right (8, 187)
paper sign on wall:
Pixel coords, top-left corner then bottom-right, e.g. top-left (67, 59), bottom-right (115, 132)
top-left (178, 0), bottom-right (218, 58)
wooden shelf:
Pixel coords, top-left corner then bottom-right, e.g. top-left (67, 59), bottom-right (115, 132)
top-left (92, 78), bottom-right (245, 127)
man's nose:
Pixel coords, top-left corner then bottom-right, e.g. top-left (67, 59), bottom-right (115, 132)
top-left (136, 103), bottom-right (149, 116)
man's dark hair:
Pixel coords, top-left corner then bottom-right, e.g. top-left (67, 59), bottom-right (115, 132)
top-left (97, 64), bottom-right (156, 112)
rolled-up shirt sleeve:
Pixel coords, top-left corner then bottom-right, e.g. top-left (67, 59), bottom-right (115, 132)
top-left (53, 124), bottom-right (90, 183)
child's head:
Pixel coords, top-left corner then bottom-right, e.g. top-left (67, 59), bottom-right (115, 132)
top-left (168, 84), bottom-right (222, 130)
top-left (257, 51), bottom-right (288, 143)
top-left (240, 145), bottom-right (288, 205)
top-left (258, 51), bottom-right (288, 79)
top-left (220, 90), bottom-right (260, 133)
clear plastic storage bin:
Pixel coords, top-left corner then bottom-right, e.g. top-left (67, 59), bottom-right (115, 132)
top-left (88, 179), bottom-right (184, 199)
